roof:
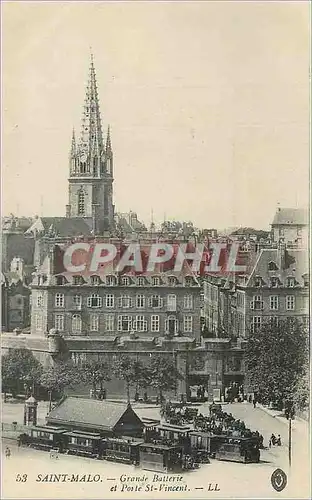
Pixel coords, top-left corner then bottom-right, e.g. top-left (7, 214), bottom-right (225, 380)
top-left (245, 248), bottom-right (308, 287)
top-left (47, 397), bottom-right (140, 431)
top-left (272, 208), bottom-right (308, 226)
top-left (25, 217), bottom-right (93, 237)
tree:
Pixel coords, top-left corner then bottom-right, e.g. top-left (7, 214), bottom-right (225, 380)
top-left (245, 319), bottom-right (309, 408)
top-left (148, 355), bottom-right (183, 402)
top-left (40, 361), bottom-right (80, 411)
top-left (80, 360), bottom-right (111, 397)
top-left (1, 348), bottom-right (42, 399)
top-left (292, 363), bottom-right (309, 415)
top-left (113, 356), bottom-right (145, 403)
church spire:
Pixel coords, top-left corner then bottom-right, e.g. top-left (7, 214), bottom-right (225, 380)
top-left (106, 125), bottom-right (112, 153)
top-left (70, 128), bottom-right (76, 156)
top-left (78, 52), bottom-right (104, 159)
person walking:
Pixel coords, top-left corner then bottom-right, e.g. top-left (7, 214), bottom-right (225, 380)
top-left (5, 446), bottom-right (11, 458)
top-left (253, 398), bottom-right (257, 408)
top-left (276, 434), bottom-right (281, 446)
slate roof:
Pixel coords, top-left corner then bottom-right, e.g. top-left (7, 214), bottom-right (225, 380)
top-left (47, 397), bottom-right (137, 431)
top-left (272, 208), bottom-right (308, 226)
top-left (25, 217), bottom-right (93, 237)
top-left (245, 248), bottom-right (308, 287)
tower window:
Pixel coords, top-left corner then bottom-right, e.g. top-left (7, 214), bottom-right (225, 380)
top-left (78, 191), bottom-right (85, 216)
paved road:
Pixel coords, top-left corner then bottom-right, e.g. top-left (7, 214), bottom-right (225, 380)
top-left (2, 400), bottom-right (309, 499)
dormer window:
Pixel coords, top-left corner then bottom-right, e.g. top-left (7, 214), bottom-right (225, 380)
top-left (152, 276), bottom-right (160, 286)
top-left (270, 277), bottom-right (279, 288)
top-left (302, 274), bottom-right (309, 287)
top-left (137, 277), bottom-right (145, 286)
top-left (254, 277), bottom-right (262, 288)
top-left (121, 276), bottom-right (130, 286)
top-left (286, 277), bottom-right (295, 288)
top-left (106, 275), bottom-right (116, 286)
top-left (268, 261), bottom-right (278, 271)
top-left (56, 275), bottom-right (65, 286)
top-left (90, 275), bottom-right (100, 286)
top-left (168, 276), bottom-right (177, 287)
top-left (185, 276), bottom-right (193, 287)
top-left (73, 275), bottom-right (84, 286)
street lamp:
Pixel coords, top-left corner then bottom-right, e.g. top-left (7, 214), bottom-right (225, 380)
top-left (285, 401), bottom-right (295, 467)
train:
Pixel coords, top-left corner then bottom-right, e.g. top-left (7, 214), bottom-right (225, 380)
top-left (18, 414), bottom-right (260, 471)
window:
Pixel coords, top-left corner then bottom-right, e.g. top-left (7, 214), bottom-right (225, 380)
top-left (121, 276), bottom-right (130, 286)
top-left (56, 276), bottom-right (65, 285)
top-left (106, 275), bottom-right (116, 286)
top-left (183, 295), bottom-right (193, 310)
top-left (151, 315), bottom-right (160, 332)
top-left (237, 293), bottom-right (245, 308)
top-left (254, 277), bottom-right (262, 288)
top-left (73, 295), bottom-right (82, 308)
top-left (73, 275), bottom-right (84, 286)
top-left (168, 276), bottom-right (177, 287)
top-left (165, 315), bottom-right (178, 335)
top-left (270, 316), bottom-right (279, 328)
top-left (104, 314), bottom-right (114, 332)
top-left (54, 314), bottom-right (64, 331)
top-left (137, 277), bottom-right (145, 286)
top-left (136, 294), bottom-right (145, 309)
top-left (270, 277), bottom-right (279, 288)
top-left (167, 294), bottom-right (177, 311)
top-left (117, 315), bottom-right (132, 332)
top-left (37, 293), bottom-right (43, 307)
top-left (87, 294), bottom-right (102, 308)
top-left (251, 316), bottom-right (261, 333)
top-left (118, 295), bottom-right (133, 308)
top-left (152, 276), bottom-right (160, 286)
top-left (183, 315), bottom-right (193, 333)
top-left (35, 314), bottom-right (43, 330)
top-left (185, 276), bottom-right (193, 287)
top-left (286, 295), bottom-right (295, 311)
top-left (134, 315), bottom-right (147, 332)
top-left (90, 275), bottom-right (100, 286)
top-left (72, 314), bottom-right (82, 334)
top-left (250, 295), bottom-right (263, 310)
top-left (71, 352), bottom-right (86, 365)
top-left (270, 295), bottom-right (279, 310)
top-left (78, 190), bottom-right (85, 216)
top-left (90, 314), bottom-right (99, 331)
top-left (149, 295), bottom-right (163, 309)
top-left (55, 293), bottom-right (64, 308)
top-left (268, 261), bottom-right (278, 271)
top-left (105, 294), bottom-right (114, 308)
top-left (286, 277), bottom-right (295, 288)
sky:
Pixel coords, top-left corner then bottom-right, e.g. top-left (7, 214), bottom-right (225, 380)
top-left (2, 1), bottom-right (310, 230)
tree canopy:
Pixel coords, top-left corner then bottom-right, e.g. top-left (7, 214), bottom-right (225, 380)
top-left (80, 359), bottom-right (111, 394)
top-left (245, 319), bottom-right (309, 407)
top-left (113, 356), bottom-right (145, 402)
top-left (1, 348), bottom-right (42, 396)
top-left (40, 361), bottom-right (80, 396)
top-left (148, 355), bottom-right (183, 400)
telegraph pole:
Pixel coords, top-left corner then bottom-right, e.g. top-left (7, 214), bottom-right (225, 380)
top-left (288, 416), bottom-right (292, 467)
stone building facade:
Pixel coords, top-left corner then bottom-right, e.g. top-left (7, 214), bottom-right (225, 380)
top-left (203, 244), bottom-right (309, 339)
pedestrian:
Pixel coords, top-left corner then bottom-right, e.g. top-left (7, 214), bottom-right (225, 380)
top-left (253, 399), bottom-right (257, 408)
top-left (5, 446), bottom-right (11, 458)
top-left (270, 433), bottom-right (276, 446)
top-left (276, 435), bottom-right (281, 446)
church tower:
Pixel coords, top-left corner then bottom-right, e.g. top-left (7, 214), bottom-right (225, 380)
top-left (66, 54), bottom-right (114, 233)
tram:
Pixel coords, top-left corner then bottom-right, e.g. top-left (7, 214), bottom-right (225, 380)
top-left (215, 436), bottom-right (260, 463)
